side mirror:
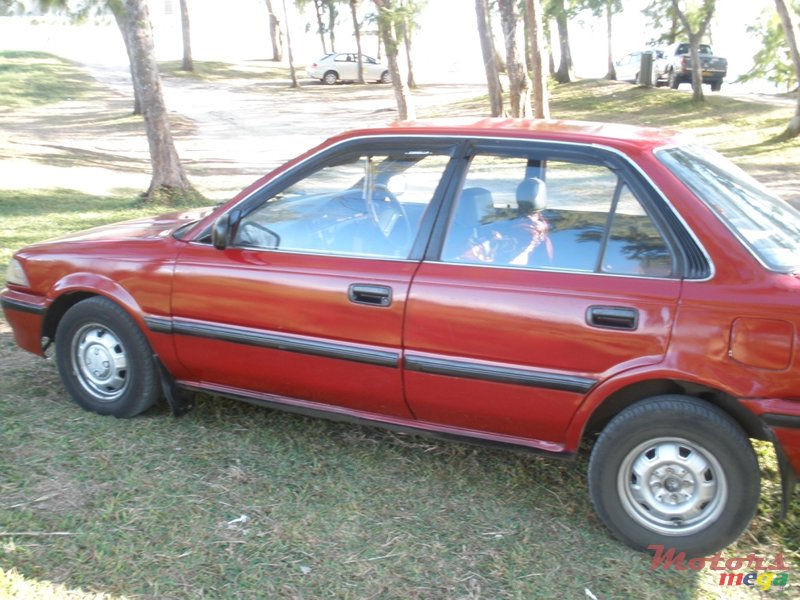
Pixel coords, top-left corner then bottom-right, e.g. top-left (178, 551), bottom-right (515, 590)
top-left (212, 214), bottom-right (232, 250)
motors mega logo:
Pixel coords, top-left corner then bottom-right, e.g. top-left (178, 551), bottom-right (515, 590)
top-left (648, 545), bottom-right (792, 591)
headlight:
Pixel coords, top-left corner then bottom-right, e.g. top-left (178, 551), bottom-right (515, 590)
top-left (5, 258), bottom-right (30, 287)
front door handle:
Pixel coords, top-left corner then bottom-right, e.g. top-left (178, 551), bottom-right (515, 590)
top-left (587, 306), bottom-right (639, 331)
top-left (348, 284), bottom-right (392, 307)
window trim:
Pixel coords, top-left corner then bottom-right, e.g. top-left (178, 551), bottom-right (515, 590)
top-left (426, 139), bottom-right (694, 279)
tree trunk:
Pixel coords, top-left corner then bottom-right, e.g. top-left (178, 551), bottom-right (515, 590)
top-left (120, 37), bottom-right (142, 115)
top-left (605, 1), bottom-right (615, 80)
top-left (179, 0), bottom-right (193, 71)
top-left (475, 0), bottom-right (503, 116)
top-left (497, 0), bottom-right (531, 118)
top-left (350, 0), bottom-right (364, 83)
top-left (326, 0), bottom-right (337, 53)
top-left (671, 0), bottom-right (715, 103)
top-left (265, 0), bottom-right (283, 61)
top-left (373, 0), bottom-right (415, 120)
top-left (525, 0), bottom-right (549, 118)
top-left (283, 0), bottom-right (299, 87)
top-left (312, 0), bottom-right (328, 54)
top-left (401, 15), bottom-right (416, 88)
top-left (554, 0), bottom-right (573, 84)
top-left (111, 0), bottom-right (191, 201)
top-left (774, 0), bottom-right (800, 138)
top-left (488, 5), bottom-right (506, 73)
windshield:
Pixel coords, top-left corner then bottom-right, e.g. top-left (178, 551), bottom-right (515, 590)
top-left (656, 144), bottom-right (800, 272)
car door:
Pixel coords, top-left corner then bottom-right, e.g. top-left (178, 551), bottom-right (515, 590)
top-left (403, 142), bottom-right (684, 447)
top-left (170, 140), bottom-right (458, 417)
top-left (334, 53), bottom-right (356, 80)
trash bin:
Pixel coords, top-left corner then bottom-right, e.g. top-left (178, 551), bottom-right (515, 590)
top-left (639, 52), bottom-right (653, 87)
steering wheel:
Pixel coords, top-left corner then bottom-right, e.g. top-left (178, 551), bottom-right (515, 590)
top-left (365, 183), bottom-right (413, 247)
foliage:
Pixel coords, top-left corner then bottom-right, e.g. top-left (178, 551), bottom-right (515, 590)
top-left (739, 5), bottom-right (799, 92)
top-left (644, 0), bottom-right (680, 46)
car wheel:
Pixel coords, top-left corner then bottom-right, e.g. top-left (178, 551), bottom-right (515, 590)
top-left (55, 296), bottom-right (160, 417)
top-left (710, 80), bottom-right (722, 92)
top-left (380, 70), bottom-right (391, 84)
top-left (588, 395), bottom-right (759, 557)
top-left (323, 71), bottom-right (338, 85)
top-left (669, 70), bottom-right (680, 89)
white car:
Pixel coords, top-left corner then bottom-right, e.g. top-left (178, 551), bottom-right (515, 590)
top-left (306, 53), bottom-right (391, 85)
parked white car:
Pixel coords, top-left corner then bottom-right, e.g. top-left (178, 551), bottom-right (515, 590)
top-left (306, 53), bottom-right (391, 85)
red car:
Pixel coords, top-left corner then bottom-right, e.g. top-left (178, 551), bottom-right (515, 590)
top-left (3, 119), bottom-right (799, 556)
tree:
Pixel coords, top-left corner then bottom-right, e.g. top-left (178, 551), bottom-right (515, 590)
top-left (265, 0), bottom-right (284, 61)
top-left (39, 0), bottom-right (192, 201)
top-left (475, 0), bottom-right (503, 116)
top-left (525, 0), bottom-right (549, 118)
top-left (739, 8), bottom-right (797, 92)
top-left (670, 0), bottom-right (716, 102)
top-left (548, 0), bottom-right (575, 83)
top-left (373, 0), bottom-right (415, 120)
top-left (774, 0), bottom-right (800, 138)
top-left (497, 0), bottom-right (531, 117)
top-left (283, 0), bottom-right (300, 87)
top-left (179, 0), bottom-right (193, 72)
top-left (644, 0), bottom-right (680, 45)
top-left (350, 0), bottom-right (365, 83)
top-left (397, 0), bottom-right (425, 89)
top-left (580, 0), bottom-right (622, 80)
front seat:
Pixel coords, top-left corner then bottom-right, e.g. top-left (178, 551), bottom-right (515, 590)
top-left (442, 186), bottom-right (494, 262)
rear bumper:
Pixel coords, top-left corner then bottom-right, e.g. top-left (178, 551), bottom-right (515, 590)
top-left (0, 289), bottom-right (47, 356)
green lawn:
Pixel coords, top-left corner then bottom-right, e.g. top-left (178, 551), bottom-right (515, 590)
top-left (1, 52), bottom-right (798, 599)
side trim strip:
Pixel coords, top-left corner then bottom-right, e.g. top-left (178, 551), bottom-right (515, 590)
top-left (144, 316), bottom-right (173, 334)
top-left (763, 414), bottom-right (800, 429)
top-left (404, 355), bottom-right (596, 394)
top-left (0, 297), bottom-right (46, 316)
top-left (168, 319), bottom-right (400, 368)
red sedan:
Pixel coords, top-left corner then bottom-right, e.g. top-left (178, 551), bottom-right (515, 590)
top-left (3, 119), bottom-right (799, 556)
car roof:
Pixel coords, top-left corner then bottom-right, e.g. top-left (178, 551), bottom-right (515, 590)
top-left (328, 118), bottom-right (687, 155)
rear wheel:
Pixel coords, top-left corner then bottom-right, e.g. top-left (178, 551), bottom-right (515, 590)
top-left (588, 395), bottom-right (759, 557)
top-left (322, 70), bottom-right (338, 85)
top-left (710, 80), bottom-right (722, 92)
top-left (55, 297), bottom-right (160, 417)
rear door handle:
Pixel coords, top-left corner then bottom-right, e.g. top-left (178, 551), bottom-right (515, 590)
top-left (586, 306), bottom-right (639, 331)
top-left (348, 284), bottom-right (392, 307)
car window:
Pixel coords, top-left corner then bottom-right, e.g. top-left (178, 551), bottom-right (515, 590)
top-left (233, 151), bottom-right (451, 259)
top-left (440, 153), bottom-right (674, 277)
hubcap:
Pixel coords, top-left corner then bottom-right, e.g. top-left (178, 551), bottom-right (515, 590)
top-left (617, 437), bottom-right (727, 536)
top-left (72, 324), bottom-right (129, 402)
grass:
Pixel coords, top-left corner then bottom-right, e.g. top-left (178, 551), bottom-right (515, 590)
top-left (0, 51), bottom-right (95, 109)
top-left (158, 59), bottom-right (291, 82)
top-left (1, 53), bottom-right (799, 598)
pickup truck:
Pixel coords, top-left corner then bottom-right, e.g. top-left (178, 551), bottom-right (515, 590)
top-left (654, 42), bottom-right (727, 91)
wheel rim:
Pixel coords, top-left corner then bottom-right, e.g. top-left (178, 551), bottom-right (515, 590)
top-left (324, 72), bottom-right (337, 84)
top-left (617, 437), bottom-right (728, 536)
top-left (71, 323), bottom-right (129, 402)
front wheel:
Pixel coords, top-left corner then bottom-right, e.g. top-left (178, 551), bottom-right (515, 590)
top-left (55, 297), bottom-right (160, 417)
top-left (379, 70), bottom-right (391, 84)
top-left (669, 70), bottom-right (680, 89)
top-left (588, 395), bottom-right (759, 557)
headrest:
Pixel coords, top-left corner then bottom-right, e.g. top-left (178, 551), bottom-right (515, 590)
top-left (516, 177), bottom-right (547, 214)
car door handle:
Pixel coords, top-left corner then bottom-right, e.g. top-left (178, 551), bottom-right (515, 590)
top-left (586, 306), bottom-right (639, 331)
top-left (348, 284), bottom-right (392, 307)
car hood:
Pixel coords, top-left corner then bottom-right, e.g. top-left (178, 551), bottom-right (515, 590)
top-left (34, 207), bottom-right (215, 246)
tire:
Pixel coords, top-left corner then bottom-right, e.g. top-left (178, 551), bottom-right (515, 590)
top-left (380, 70), bottom-right (391, 84)
top-left (588, 395), bottom-right (759, 557)
top-left (710, 80), bottom-right (722, 92)
top-left (55, 297), bottom-right (160, 418)
top-left (322, 71), bottom-right (338, 85)
top-left (669, 70), bottom-right (680, 89)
